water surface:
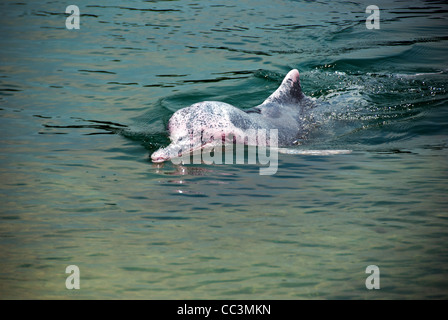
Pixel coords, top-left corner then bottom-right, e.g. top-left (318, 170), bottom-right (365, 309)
top-left (0, 0), bottom-right (447, 299)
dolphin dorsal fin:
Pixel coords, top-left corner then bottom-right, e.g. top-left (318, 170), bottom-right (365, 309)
top-left (262, 69), bottom-right (304, 105)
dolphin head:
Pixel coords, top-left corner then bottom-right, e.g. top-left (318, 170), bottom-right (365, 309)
top-left (151, 103), bottom-right (223, 163)
top-left (151, 128), bottom-right (200, 164)
top-left (151, 129), bottom-right (219, 163)
top-left (150, 139), bottom-right (190, 163)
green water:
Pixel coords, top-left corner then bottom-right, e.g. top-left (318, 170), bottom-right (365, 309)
top-left (0, 0), bottom-right (447, 299)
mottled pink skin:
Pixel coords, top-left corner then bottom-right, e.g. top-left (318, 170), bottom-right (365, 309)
top-left (151, 102), bottom-right (252, 162)
top-left (151, 69), bottom-right (315, 163)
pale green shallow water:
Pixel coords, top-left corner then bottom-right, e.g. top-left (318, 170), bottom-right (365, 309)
top-left (0, 0), bottom-right (447, 299)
